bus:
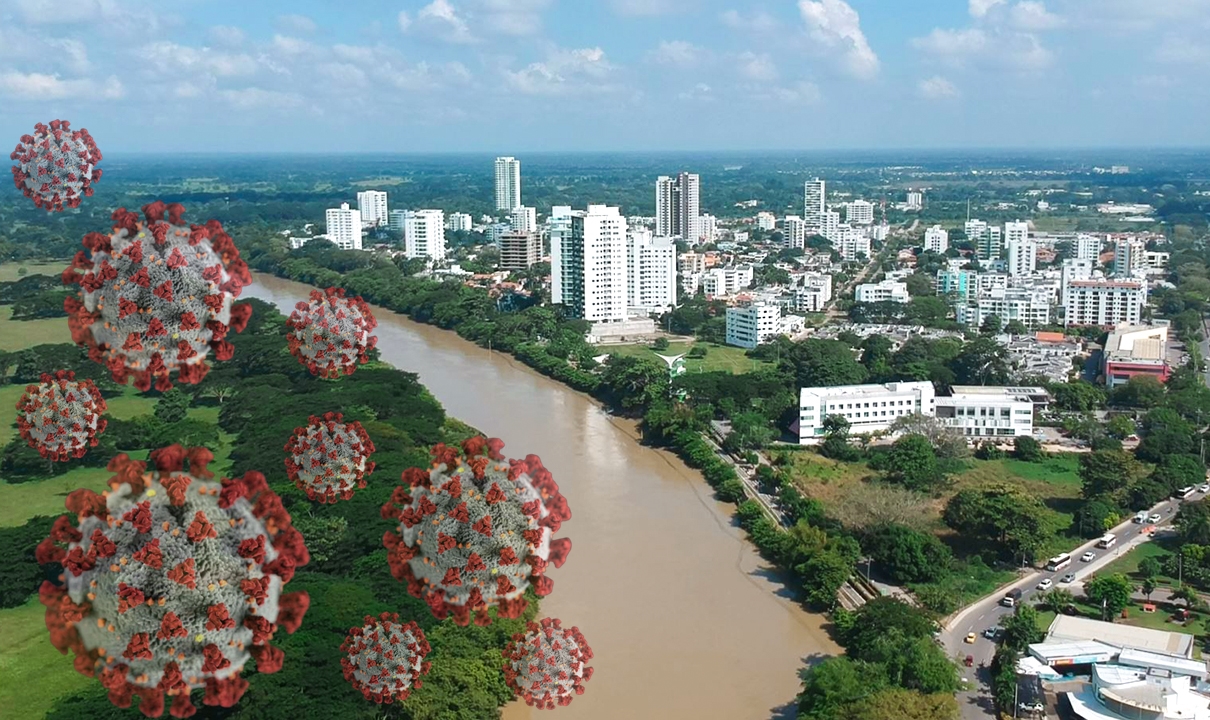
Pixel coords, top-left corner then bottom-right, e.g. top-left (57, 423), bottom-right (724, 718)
top-left (1097, 534), bottom-right (1117, 549)
top-left (1176, 486), bottom-right (1196, 500)
top-left (1046, 553), bottom-right (1072, 571)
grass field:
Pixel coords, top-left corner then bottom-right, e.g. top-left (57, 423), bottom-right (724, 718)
top-left (0, 596), bottom-right (94, 720)
top-left (0, 466), bottom-right (115, 527)
top-left (0, 305), bottom-right (71, 351)
top-left (1097, 539), bottom-right (1177, 587)
top-left (0, 261), bottom-right (63, 282)
top-left (598, 341), bottom-right (773, 375)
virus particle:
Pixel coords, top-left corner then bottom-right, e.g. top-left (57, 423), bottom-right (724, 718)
top-left (503, 618), bottom-right (594, 710)
top-left (285, 287), bottom-right (377, 379)
top-left (35, 445), bottom-right (311, 718)
top-left (10, 119), bottom-right (103, 212)
top-left (62, 201), bottom-right (253, 392)
top-left (283, 412), bottom-right (376, 504)
top-left (16, 370), bottom-right (109, 462)
top-left (340, 612), bottom-right (431, 704)
top-left (381, 437), bottom-right (572, 627)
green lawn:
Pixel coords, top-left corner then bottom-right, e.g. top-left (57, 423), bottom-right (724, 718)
top-left (0, 596), bottom-right (93, 720)
top-left (598, 341), bottom-right (773, 375)
top-left (0, 261), bottom-right (64, 282)
top-left (0, 305), bottom-right (71, 351)
top-left (1097, 540), bottom-right (1178, 588)
top-left (0, 466), bottom-right (117, 527)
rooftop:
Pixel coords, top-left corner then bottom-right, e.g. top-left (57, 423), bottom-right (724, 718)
top-left (800, 381), bottom-right (934, 399)
top-left (1049, 615), bottom-right (1194, 658)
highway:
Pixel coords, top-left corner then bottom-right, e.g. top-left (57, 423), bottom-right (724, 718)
top-left (941, 488), bottom-right (1202, 720)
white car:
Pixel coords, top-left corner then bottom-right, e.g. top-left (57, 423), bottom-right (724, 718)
top-left (1081, 551), bottom-right (1096, 562)
top-left (1200, 484), bottom-right (1210, 494)
top-left (1149, 513), bottom-right (1162, 523)
top-left (1037, 578), bottom-right (1053, 590)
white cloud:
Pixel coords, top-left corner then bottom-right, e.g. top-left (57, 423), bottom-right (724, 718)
top-left (503, 46), bottom-right (618, 95)
top-left (414, 0), bottom-right (478, 43)
top-left (317, 62), bottom-right (369, 87)
top-left (13, 0), bottom-right (106, 23)
top-left (271, 35), bottom-right (315, 56)
top-left (0, 70), bottom-right (123, 99)
top-left (769, 80), bottom-right (822, 104)
top-left (798, 0), bottom-right (880, 79)
top-left (737, 51), bottom-right (777, 81)
top-left (720, 9), bottom-right (779, 33)
top-left (397, 11), bottom-right (413, 31)
top-left (969, 0), bottom-right (1007, 17)
top-left (609, 0), bottom-right (686, 16)
top-left (477, 0), bottom-right (552, 35)
top-left (1067, 0), bottom-right (1210, 33)
top-left (649, 40), bottom-right (703, 67)
top-left (912, 26), bottom-right (1052, 70)
top-left (219, 87), bottom-right (303, 109)
top-left (918, 75), bottom-right (959, 98)
top-left (45, 38), bottom-right (90, 73)
top-left (136, 42), bottom-right (259, 77)
top-left (1009, 1), bottom-right (1064, 30)
top-left (1154, 33), bottom-right (1210, 64)
top-left (209, 25), bottom-right (246, 46)
top-left (677, 82), bottom-right (714, 101)
top-left (277, 14), bottom-right (318, 34)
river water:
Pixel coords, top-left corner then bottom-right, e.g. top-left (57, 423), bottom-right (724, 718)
top-left (245, 273), bottom-right (839, 720)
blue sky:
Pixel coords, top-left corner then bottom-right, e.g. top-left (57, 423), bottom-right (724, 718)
top-left (0, 0), bottom-right (1208, 152)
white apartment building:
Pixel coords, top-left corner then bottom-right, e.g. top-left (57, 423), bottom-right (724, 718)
top-left (804, 178), bottom-right (826, 234)
top-left (924, 225), bottom-right (949, 254)
top-left (626, 229), bottom-right (678, 314)
top-left (552, 205), bottom-right (628, 323)
top-left (837, 229), bottom-right (872, 262)
top-left (356, 190), bottom-right (388, 227)
top-left (447, 212), bottom-right (473, 232)
top-left (855, 280), bottom-right (910, 304)
top-left (957, 287), bottom-right (1052, 329)
top-left (494, 156), bottom-right (521, 211)
top-left (498, 231), bottom-right (542, 270)
top-left (1113, 238), bottom-right (1145, 277)
top-left (485, 223), bottom-right (511, 247)
top-left (821, 210), bottom-right (842, 241)
top-left (403, 209), bottom-right (446, 261)
top-left (725, 301), bottom-right (781, 349)
top-left (656, 172), bottom-right (700, 239)
top-left (795, 273), bottom-right (833, 313)
top-left (797, 381), bottom-right (936, 443)
top-left (510, 205), bottom-right (537, 233)
top-left (847, 200), bottom-right (875, 225)
top-left (756, 211), bottom-right (777, 231)
top-left (325, 203), bottom-right (363, 251)
top-left (782, 215), bottom-right (807, 249)
top-left (690, 213), bottom-right (716, 243)
top-left (701, 265), bottom-right (754, 296)
top-left (906, 190), bottom-right (923, 210)
top-left (678, 251), bottom-right (707, 275)
top-left (1060, 258), bottom-right (1096, 304)
top-left (1006, 236), bottom-right (1038, 277)
top-left (1005, 220), bottom-right (1029, 246)
top-left (965, 219), bottom-right (987, 241)
top-left (1064, 280), bottom-right (1146, 327)
top-left (935, 387), bottom-right (1036, 439)
top-left (388, 209), bottom-right (407, 232)
top-left (1075, 234), bottom-right (1103, 261)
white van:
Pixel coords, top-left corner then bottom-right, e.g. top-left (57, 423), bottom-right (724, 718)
top-left (1097, 534), bottom-right (1117, 549)
top-left (1133, 511), bottom-right (1148, 524)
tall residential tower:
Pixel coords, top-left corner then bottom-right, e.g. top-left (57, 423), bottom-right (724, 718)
top-left (804, 178), bottom-right (826, 235)
top-left (655, 172), bottom-right (700, 239)
top-left (495, 156), bottom-right (521, 212)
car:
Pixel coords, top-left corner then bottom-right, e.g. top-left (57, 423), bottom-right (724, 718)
top-left (1149, 513), bottom-right (1162, 523)
top-left (1037, 578), bottom-right (1053, 590)
top-left (1019, 701), bottom-right (1045, 713)
top-left (1133, 511), bottom-right (1148, 523)
top-left (965, 632), bottom-right (977, 644)
top-left (1060, 572), bottom-right (1076, 583)
top-left (1200, 484), bottom-right (1210, 493)
top-left (984, 626), bottom-right (1002, 639)
top-left (1081, 551), bottom-right (1096, 562)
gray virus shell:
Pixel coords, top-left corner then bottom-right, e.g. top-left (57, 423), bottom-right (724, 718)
top-left (63, 201), bottom-right (252, 392)
top-left (503, 617), bottom-right (594, 709)
top-left (340, 612), bottom-right (431, 704)
top-left (285, 286), bottom-right (378, 378)
top-left (16, 370), bottom-right (108, 461)
top-left (9, 119), bottom-right (102, 212)
top-left (283, 411), bottom-right (376, 503)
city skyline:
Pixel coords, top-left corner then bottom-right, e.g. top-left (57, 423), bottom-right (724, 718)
top-left (2, 0), bottom-right (1209, 152)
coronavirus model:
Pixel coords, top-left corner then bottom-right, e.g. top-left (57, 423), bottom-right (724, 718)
top-left (283, 412), bottom-right (376, 504)
top-left (339, 612), bottom-right (431, 704)
top-left (285, 287), bottom-right (377, 379)
top-left (35, 445), bottom-right (311, 718)
top-left (63, 201), bottom-right (252, 392)
top-left (16, 370), bottom-right (109, 461)
top-left (10, 119), bottom-right (103, 212)
top-left (503, 617), bottom-right (593, 710)
top-left (381, 437), bottom-right (572, 627)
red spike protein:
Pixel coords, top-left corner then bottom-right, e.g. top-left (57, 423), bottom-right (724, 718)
top-left (10, 119), bottom-right (102, 212)
top-left (381, 437), bottom-right (572, 627)
top-left (35, 445), bottom-right (311, 718)
top-left (62, 201), bottom-right (253, 392)
top-left (285, 287), bottom-right (377, 378)
top-left (340, 612), bottom-right (431, 704)
top-left (283, 412), bottom-right (376, 503)
top-left (16, 370), bottom-right (109, 461)
top-left (503, 617), bottom-right (594, 710)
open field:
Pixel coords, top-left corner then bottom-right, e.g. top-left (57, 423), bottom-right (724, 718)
top-left (598, 341), bottom-right (773, 375)
top-left (0, 261), bottom-right (63, 282)
top-left (0, 597), bottom-right (93, 720)
top-left (0, 466), bottom-right (115, 527)
top-left (1097, 538), bottom-right (1178, 588)
top-left (0, 305), bottom-right (71, 351)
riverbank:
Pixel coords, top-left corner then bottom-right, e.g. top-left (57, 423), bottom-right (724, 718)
top-left (246, 272), bottom-right (842, 720)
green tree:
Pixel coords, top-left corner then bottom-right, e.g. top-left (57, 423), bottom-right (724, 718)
top-left (1110, 375), bottom-right (1166, 409)
top-left (884, 434), bottom-right (943, 492)
top-left (1000, 603), bottom-right (1043, 652)
top-left (1140, 576), bottom-right (1157, 601)
top-left (846, 689), bottom-right (959, 720)
top-left (948, 337), bottom-right (1011, 385)
top-left (1051, 381), bottom-right (1106, 412)
top-left (1152, 455), bottom-right (1207, 494)
top-left (787, 339), bottom-right (869, 389)
top-left (1079, 450), bottom-right (1144, 501)
top-left (723, 411), bottom-right (776, 451)
top-left (1013, 435), bottom-right (1044, 462)
top-left (1136, 408), bottom-right (1197, 464)
top-left (843, 597), bottom-right (936, 660)
top-left (1138, 557), bottom-right (1162, 581)
top-left (1171, 585), bottom-right (1202, 610)
top-left (1085, 574), bottom-right (1135, 619)
top-left (1004, 319), bottom-right (1028, 335)
top-left (820, 415), bottom-right (861, 462)
top-left (1176, 501), bottom-right (1210, 545)
top-left (1106, 415), bottom-right (1136, 440)
top-left (799, 550), bottom-right (855, 608)
top-left (943, 486), bottom-right (1054, 563)
top-left (980, 314), bottom-right (1003, 335)
top-left (154, 388), bottom-right (192, 424)
top-left (652, 337), bottom-right (670, 351)
top-left (1037, 588), bottom-right (1075, 614)
top-left (796, 657), bottom-right (885, 720)
top-left (864, 524), bottom-right (952, 584)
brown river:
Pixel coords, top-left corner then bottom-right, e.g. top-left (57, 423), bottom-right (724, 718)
top-left (246, 273), bottom-right (840, 720)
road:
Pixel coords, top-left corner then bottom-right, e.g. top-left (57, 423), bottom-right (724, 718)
top-left (941, 489), bottom-right (1204, 720)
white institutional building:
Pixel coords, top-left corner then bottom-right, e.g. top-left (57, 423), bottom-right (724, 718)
top-left (356, 190), bottom-right (388, 228)
top-left (934, 386), bottom-right (1037, 440)
top-left (325, 203), bottom-right (363, 251)
top-left (495, 156), bottom-right (521, 212)
top-left (797, 382), bottom-right (936, 442)
top-left (402, 209), bottom-right (446, 261)
top-left (855, 280), bottom-right (910, 304)
top-left (626, 229), bottom-right (677, 314)
top-left (725, 301), bottom-right (782, 349)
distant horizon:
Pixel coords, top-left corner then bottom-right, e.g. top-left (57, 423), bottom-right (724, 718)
top-left (94, 146), bottom-right (1210, 157)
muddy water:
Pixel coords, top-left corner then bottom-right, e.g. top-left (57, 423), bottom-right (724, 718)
top-left (246, 273), bottom-right (839, 720)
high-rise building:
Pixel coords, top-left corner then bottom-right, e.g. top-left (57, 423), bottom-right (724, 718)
top-left (820, 210), bottom-right (842, 241)
top-left (1064, 280), bottom-right (1146, 327)
top-left (551, 205), bottom-right (627, 322)
top-left (690, 213), bottom-right (716, 243)
top-left (1005, 236), bottom-right (1037, 277)
top-left (626, 229), bottom-right (677, 314)
top-left (655, 172), bottom-right (700, 238)
top-left (847, 200), bottom-right (875, 226)
top-left (1060, 258), bottom-right (1095, 304)
top-left (446, 212), bottom-right (473, 232)
top-left (498, 231), bottom-right (542, 270)
top-left (837, 228), bottom-right (871, 261)
top-left (1113, 238), bottom-right (1147, 277)
top-left (969, 222), bottom-right (1002, 261)
top-left (924, 225), bottom-right (949, 254)
top-left (906, 190), bottom-right (924, 210)
top-left (725, 301), bottom-right (781, 349)
top-left (1004, 221), bottom-right (1030, 246)
top-left (1075, 234), bottom-right (1103, 261)
top-left (756, 212), bottom-right (776, 231)
top-left (782, 215), bottom-right (807, 249)
top-left (388, 209), bottom-right (407, 232)
top-left (956, 287), bottom-right (1052, 329)
top-left (494, 157), bottom-right (521, 212)
top-left (510, 205), bottom-right (537, 233)
top-left (325, 203), bottom-right (363, 251)
top-left (403, 209), bottom-right (446, 261)
top-left (804, 178), bottom-right (826, 234)
top-left (356, 190), bottom-right (388, 227)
